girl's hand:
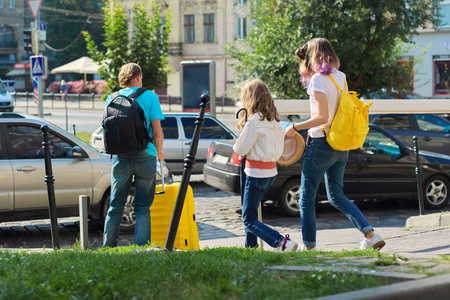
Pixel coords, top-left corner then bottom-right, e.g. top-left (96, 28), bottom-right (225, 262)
top-left (284, 125), bottom-right (297, 139)
top-left (239, 155), bottom-right (246, 159)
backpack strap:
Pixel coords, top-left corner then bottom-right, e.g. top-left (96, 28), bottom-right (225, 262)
top-left (327, 75), bottom-right (344, 93)
top-left (324, 75), bottom-right (345, 136)
top-left (128, 88), bottom-right (147, 100)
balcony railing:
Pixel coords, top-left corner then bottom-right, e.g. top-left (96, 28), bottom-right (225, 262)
top-left (0, 41), bottom-right (18, 49)
top-left (168, 42), bottom-right (183, 56)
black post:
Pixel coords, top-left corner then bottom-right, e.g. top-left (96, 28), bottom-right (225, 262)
top-left (164, 93), bottom-right (210, 251)
top-left (41, 125), bottom-right (60, 249)
top-left (414, 136), bottom-right (425, 215)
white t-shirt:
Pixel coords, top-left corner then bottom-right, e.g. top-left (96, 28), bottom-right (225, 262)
top-left (307, 69), bottom-right (347, 138)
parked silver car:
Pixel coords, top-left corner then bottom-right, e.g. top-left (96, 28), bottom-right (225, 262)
top-left (91, 113), bottom-right (237, 174)
top-left (0, 112), bottom-right (172, 232)
top-left (0, 79), bottom-right (14, 112)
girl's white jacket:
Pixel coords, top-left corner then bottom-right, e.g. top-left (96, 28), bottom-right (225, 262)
top-left (233, 113), bottom-right (284, 178)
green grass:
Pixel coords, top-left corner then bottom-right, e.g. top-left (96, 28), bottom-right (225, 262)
top-left (74, 132), bottom-right (93, 144)
top-left (0, 247), bottom-right (388, 299)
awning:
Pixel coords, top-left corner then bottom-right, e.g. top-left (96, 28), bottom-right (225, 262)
top-left (6, 68), bottom-right (29, 76)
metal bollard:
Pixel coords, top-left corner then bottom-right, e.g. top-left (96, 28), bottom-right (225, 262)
top-left (413, 136), bottom-right (425, 215)
top-left (41, 125), bottom-right (60, 250)
top-left (165, 93), bottom-right (210, 251)
top-left (79, 195), bottom-right (89, 251)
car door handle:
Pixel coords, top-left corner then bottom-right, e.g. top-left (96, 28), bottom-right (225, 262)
top-left (361, 158), bottom-right (372, 163)
top-left (17, 165), bottom-right (37, 172)
top-left (185, 142), bottom-right (191, 145)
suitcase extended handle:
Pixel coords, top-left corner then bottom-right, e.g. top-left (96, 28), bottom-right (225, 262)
top-left (155, 159), bottom-right (165, 195)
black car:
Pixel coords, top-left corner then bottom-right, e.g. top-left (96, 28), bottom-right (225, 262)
top-left (369, 113), bottom-right (450, 155)
top-left (203, 125), bottom-right (450, 217)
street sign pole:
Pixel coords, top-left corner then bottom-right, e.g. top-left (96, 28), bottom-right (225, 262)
top-left (38, 76), bottom-right (43, 117)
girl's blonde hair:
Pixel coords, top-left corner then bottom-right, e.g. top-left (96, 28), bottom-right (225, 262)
top-left (118, 63), bottom-right (142, 87)
top-left (295, 38), bottom-right (340, 87)
top-left (237, 78), bottom-right (279, 130)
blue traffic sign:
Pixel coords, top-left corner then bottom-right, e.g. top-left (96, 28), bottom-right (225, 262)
top-left (30, 56), bottom-right (44, 77)
top-left (39, 21), bottom-right (46, 31)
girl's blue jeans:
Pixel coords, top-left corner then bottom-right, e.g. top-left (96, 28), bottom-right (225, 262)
top-left (300, 137), bottom-right (373, 248)
top-left (242, 176), bottom-right (284, 248)
top-left (103, 151), bottom-right (156, 247)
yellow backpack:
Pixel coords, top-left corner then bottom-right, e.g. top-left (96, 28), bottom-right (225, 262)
top-left (324, 75), bottom-right (373, 151)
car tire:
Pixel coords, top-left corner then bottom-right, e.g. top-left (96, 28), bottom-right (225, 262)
top-left (101, 187), bottom-right (136, 233)
top-left (277, 178), bottom-right (301, 217)
top-left (423, 175), bottom-right (450, 209)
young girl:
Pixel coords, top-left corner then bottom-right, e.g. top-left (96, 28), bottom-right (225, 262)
top-left (284, 38), bottom-right (385, 251)
top-left (234, 78), bottom-right (298, 252)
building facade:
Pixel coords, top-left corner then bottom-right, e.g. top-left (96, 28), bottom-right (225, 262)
top-left (121, 0), bottom-right (248, 100)
top-left (0, 0), bottom-right (32, 77)
top-left (407, 1), bottom-right (450, 98)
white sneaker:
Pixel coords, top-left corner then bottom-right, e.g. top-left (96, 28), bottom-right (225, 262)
top-left (358, 233), bottom-right (385, 250)
top-left (298, 245), bottom-right (317, 252)
top-left (277, 235), bottom-right (298, 252)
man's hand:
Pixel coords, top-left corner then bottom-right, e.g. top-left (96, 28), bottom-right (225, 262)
top-left (158, 151), bottom-right (166, 161)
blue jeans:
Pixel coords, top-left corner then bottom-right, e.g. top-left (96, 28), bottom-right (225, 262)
top-left (300, 137), bottom-right (373, 248)
top-left (103, 151), bottom-right (157, 247)
top-left (242, 176), bottom-right (284, 248)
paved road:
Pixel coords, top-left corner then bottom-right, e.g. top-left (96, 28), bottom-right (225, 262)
top-left (1, 176), bottom-right (448, 254)
top-left (13, 103), bottom-right (240, 134)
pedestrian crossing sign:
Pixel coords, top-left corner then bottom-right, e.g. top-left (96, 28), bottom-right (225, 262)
top-left (30, 56), bottom-right (44, 77)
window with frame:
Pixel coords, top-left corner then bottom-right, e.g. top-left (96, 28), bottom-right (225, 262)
top-left (0, 27), bottom-right (15, 47)
top-left (184, 15), bottom-right (195, 43)
top-left (361, 129), bottom-right (401, 156)
top-left (0, 0), bottom-right (3, 8)
top-left (7, 125), bottom-right (74, 159)
top-left (415, 114), bottom-right (450, 133)
top-left (237, 17), bottom-right (247, 40)
top-left (372, 115), bottom-right (412, 131)
top-left (434, 55), bottom-right (450, 96)
top-left (8, 0), bottom-right (14, 9)
top-left (204, 14), bottom-right (214, 43)
top-left (161, 117), bottom-right (179, 139)
top-left (181, 118), bottom-right (232, 140)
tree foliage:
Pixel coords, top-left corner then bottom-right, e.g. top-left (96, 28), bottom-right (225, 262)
top-left (83, 0), bottom-right (172, 95)
top-left (42, 0), bottom-right (105, 68)
top-left (226, 0), bottom-right (441, 99)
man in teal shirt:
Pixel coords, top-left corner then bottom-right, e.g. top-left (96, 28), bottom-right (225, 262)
top-left (103, 63), bottom-right (165, 247)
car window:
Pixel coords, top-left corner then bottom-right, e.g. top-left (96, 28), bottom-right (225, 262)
top-left (161, 117), bottom-right (178, 139)
top-left (372, 114), bottom-right (411, 130)
top-left (7, 125), bottom-right (75, 159)
top-left (415, 114), bottom-right (450, 133)
top-left (181, 117), bottom-right (232, 139)
top-left (0, 81), bottom-right (6, 94)
top-left (360, 129), bottom-right (401, 155)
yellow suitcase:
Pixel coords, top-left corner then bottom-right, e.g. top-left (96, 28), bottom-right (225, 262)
top-left (150, 182), bottom-right (200, 250)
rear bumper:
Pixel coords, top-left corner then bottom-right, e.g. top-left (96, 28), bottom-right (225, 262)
top-left (203, 164), bottom-right (240, 195)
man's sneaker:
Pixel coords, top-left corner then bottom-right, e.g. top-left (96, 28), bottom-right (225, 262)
top-left (298, 245), bottom-right (317, 252)
top-left (277, 235), bottom-right (298, 252)
top-left (358, 233), bottom-right (386, 250)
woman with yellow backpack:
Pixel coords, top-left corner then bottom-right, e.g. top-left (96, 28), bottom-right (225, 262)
top-left (284, 38), bottom-right (385, 251)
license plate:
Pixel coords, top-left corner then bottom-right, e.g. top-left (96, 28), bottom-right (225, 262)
top-left (213, 154), bottom-right (229, 165)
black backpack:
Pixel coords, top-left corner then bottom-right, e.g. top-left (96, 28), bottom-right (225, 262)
top-left (102, 88), bottom-right (152, 155)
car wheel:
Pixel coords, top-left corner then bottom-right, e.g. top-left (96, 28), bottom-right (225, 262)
top-left (277, 178), bottom-right (301, 217)
top-left (102, 187), bottom-right (136, 233)
top-left (423, 175), bottom-right (450, 209)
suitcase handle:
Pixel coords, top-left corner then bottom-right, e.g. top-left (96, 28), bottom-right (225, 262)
top-left (155, 159), bottom-right (165, 195)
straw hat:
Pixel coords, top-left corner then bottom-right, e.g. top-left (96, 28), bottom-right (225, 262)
top-left (277, 132), bottom-right (305, 165)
